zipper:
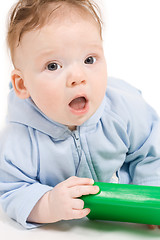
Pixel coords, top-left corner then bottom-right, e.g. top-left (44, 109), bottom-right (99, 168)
top-left (72, 129), bottom-right (82, 157)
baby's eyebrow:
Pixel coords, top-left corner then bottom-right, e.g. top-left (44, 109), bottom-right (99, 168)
top-left (36, 50), bottom-right (57, 60)
top-left (36, 43), bottom-right (103, 61)
top-left (87, 43), bottom-right (103, 51)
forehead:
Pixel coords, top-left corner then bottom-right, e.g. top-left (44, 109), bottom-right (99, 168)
top-left (26, 17), bottom-right (100, 52)
top-left (14, 3), bottom-right (102, 67)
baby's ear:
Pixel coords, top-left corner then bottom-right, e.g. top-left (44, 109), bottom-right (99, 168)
top-left (11, 69), bottom-right (30, 99)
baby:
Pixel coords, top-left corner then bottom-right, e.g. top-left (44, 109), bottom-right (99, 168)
top-left (0, 0), bottom-right (160, 230)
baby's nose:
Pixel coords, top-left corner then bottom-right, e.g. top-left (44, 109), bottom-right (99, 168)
top-left (68, 78), bottom-right (86, 87)
top-left (66, 67), bottom-right (87, 87)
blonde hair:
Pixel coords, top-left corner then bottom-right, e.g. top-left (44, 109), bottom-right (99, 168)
top-left (7, 0), bottom-right (103, 64)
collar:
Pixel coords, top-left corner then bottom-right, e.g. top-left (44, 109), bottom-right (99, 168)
top-left (7, 90), bottom-right (107, 140)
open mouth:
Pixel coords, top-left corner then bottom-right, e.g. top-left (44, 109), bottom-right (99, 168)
top-left (69, 96), bottom-right (88, 111)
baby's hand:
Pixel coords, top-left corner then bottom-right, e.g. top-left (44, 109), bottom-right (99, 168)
top-left (48, 176), bottom-right (99, 222)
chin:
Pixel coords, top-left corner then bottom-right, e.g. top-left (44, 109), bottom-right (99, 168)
top-left (73, 114), bottom-right (93, 127)
top-left (68, 117), bottom-right (87, 127)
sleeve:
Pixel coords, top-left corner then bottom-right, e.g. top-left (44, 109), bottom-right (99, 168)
top-left (124, 93), bottom-right (160, 186)
top-left (0, 124), bottom-right (53, 229)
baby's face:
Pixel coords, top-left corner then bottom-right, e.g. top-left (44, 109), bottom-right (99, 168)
top-left (14, 8), bottom-right (107, 130)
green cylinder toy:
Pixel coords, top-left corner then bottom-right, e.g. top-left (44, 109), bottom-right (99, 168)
top-left (81, 182), bottom-right (160, 225)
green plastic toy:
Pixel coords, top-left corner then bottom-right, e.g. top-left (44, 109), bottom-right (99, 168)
top-left (81, 182), bottom-right (160, 225)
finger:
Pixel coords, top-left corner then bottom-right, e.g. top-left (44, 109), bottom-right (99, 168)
top-left (72, 208), bottom-right (91, 219)
top-left (148, 225), bottom-right (157, 230)
top-left (63, 176), bottom-right (94, 187)
top-left (70, 185), bottom-right (99, 198)
top-left (72, 199), bottom-right (84, 210)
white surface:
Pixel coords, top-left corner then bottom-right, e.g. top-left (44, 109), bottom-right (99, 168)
top-left (0, 0), bottom-right (160, 239)
top-left (1, 206), bottom-right (160, 240)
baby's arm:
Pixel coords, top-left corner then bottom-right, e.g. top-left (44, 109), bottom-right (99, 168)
top-left (27, 176), bottom-right (99, 223)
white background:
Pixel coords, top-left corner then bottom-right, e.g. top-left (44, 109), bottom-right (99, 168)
top-left (0, 1), bottom-right (160, 239)
top-left (0, 0), bottom-right (160, 129)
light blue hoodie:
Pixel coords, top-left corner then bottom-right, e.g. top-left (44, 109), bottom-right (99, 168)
top-left (0, 77), bottom-right (160, 228)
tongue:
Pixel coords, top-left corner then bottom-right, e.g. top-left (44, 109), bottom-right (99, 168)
top-left (69, 97), bottom-right (86, 110)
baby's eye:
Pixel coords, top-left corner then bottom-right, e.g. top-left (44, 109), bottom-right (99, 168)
top-left (47, 62), bottom-right (61, 71)
top-left (84, 56), bottom-right (96, 64)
